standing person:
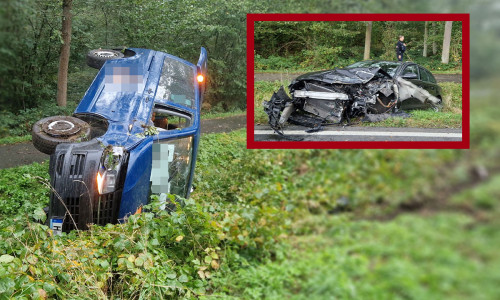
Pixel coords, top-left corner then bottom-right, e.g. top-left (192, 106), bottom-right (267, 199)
top-left (396, 35), bottom-right (406, 61)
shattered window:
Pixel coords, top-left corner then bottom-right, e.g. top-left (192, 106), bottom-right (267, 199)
top-left (156, 57), bottom-right (195, 108)
top-left (425, 69), bottom-right (437, 83)
top-left (347, 61), bottom-right (400, 77)
top-left (150, 136), bottom-right (193, 197)
top-left (419, 67), bottom-right (430, 82)
top-left (402, 65), bottom-right (419, 78)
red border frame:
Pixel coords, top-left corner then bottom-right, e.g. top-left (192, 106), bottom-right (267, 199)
top-left (247, 14), bottom-right (470, 149)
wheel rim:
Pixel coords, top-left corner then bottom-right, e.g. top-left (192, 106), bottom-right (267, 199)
top-left (94, 50), bottom-right (120, 58)
top-left (42, 119), bottom-right (81, 137)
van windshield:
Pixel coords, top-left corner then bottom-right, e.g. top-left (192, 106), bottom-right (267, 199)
top-left (156, 57), bottom-right (195, 109)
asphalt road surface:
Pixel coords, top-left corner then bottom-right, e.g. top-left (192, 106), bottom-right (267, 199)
top-left (254, 125), bottom-right (462, 142)
top-left (254, 72), bottom-right (462, 83)
top-left (0, 115), bottom-right (246, 169)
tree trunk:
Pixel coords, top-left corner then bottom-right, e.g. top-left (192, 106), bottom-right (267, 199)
top-left (363, 21), bottom-right (372, 60)
top-left (56, 0), bottom-right (72, 107)
top-left (432, 22), bottom-right (437, 55)
top-left (441, 21), bottom-right (453, 64)
top-left (423, 21), bottom-right (428, 57)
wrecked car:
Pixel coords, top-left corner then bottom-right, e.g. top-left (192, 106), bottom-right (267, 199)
top-left (263, 61), bottom-right (442, 133)
top-left (31, 47), bottom-right (207, 233)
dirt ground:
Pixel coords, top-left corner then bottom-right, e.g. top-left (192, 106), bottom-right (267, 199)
top-left (0, 114), bottom-right (246, 169)
top-left (254, 72), bottom-right (462, 83)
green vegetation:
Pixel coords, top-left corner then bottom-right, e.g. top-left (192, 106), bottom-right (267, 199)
top-left (215, 211), bottom-right (500, 299)
top-left (0, 162), bottom-right (49, 216)
top-left (363, 110), bottom-right (462, 129)
top-left (1, 0), bottom-right (499, 299)
top-left (200, 110), bottom-right (245, 120)
top-left (1, 79), bottom-right (500, 298)
top-left (1, 121), bottom-right (500, 298)
top-left (0, 135), bottom-right (31, 145)
top-left (254, 80), bottom-right (462, 128)
top-left (1, 0), bottom-right (280, 132)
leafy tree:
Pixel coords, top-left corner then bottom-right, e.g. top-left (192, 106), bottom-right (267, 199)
top-left (56, 0), bottom-right (73, 107)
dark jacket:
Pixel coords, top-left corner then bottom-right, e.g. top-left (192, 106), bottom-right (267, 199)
top-left (396, 40), bottom-right (406, 55)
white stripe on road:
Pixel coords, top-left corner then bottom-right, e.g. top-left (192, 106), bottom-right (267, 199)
top-left (255, 130), bottom-right (462, 138)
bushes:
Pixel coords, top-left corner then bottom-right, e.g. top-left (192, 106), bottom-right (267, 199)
top-left (0, 162), bottom-right (49, 216)
top-left (254, 54), bottom-right (299, 70)
top-left (0, 198), bottom-right (221, 298)
top-left (0, 102), bottom-right (76, 138)
top-left (254, 48), bottom-right (362, 72)
top-left (0, 129), bottom-right (472, 298)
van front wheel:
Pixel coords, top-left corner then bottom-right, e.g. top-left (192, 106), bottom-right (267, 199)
top-left (32, 116), bottom-right (91, 154)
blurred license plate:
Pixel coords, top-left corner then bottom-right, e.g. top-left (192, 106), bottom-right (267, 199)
top-left (50, 217), bottom-right (63, 235)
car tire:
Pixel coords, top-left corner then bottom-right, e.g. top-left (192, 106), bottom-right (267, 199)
top-left (32, 116), bottom-right (91, 155)
top-left (86, 49), bottom-right (124, 69)
top-left (432, 98), bottom-right (443, 112)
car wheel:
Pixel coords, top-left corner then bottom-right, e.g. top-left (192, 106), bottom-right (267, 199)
top-left (86, 49), bottom-right (124, 69)
top-left (432, 98), bottom-right (443, 112)
top-left (32, 116), bottom-right (91, 155)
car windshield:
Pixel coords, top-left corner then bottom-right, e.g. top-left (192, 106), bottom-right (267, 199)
top-left (347, 61), bottom-right (400, 77)
top-left (156, 56), bottom-right (195, 109)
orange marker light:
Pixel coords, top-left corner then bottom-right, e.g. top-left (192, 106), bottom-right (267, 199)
top-left (197, 74), bottom-right (204, 83)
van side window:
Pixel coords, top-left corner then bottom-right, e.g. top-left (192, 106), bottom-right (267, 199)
top-left (152, 106), bottom-right (191, 131)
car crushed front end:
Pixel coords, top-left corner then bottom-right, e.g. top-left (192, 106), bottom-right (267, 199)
top-left (40, 47), bottom-right (207, 233)
top-left (263, 62), bottom-right (442, 135)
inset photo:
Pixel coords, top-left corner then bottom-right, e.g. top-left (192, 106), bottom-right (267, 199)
top-left (247, 14), bottom-right (469, 149)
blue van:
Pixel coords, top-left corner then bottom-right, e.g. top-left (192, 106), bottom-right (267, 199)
top-left (32, 47), bottom-right (207, 233)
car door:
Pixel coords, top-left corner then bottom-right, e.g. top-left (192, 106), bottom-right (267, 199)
top-left (398, 64), bottom-right (421, 110)
top-left (418, 66), bottom-right (440, 109)
top-left (149, 48), bottom-right (207, 202)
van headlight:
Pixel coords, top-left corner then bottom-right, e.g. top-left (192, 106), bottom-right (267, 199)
top-left (97, 146), bottom-right (125, 194)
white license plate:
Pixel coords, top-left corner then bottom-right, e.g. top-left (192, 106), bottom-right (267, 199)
top-left (50, 217), bottom-right (63, 235)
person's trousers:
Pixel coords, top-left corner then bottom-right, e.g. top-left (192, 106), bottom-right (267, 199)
top-left (397, 53), bottom-right (404, 61)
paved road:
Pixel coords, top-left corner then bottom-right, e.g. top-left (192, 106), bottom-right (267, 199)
top-left (254, 125), bottom-right (462, 142)
top-left (254, 72), bottom-right (462, 83)
top-left (0, 115), bottom-right (246, 169)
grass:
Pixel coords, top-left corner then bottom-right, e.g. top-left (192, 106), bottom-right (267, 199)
top-left (362, 110), bottom-right (462, 129)
top-left (0, 135), bottom-right (31, 145)
top-left (212, 212), bottom-right (500, 299)
top-left (254, 80), bottom-right (463, 128)
top-left (200, 109), bottom-right (245, 120)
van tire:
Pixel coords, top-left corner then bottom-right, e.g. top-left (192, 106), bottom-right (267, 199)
top-left (86, 49), bottom-right (124, 69)
top-left (32, 116), bottom-right (91, 155)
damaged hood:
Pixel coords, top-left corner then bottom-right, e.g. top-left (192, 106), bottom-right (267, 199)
top-left (292, 67), bottom-right (392, 85)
